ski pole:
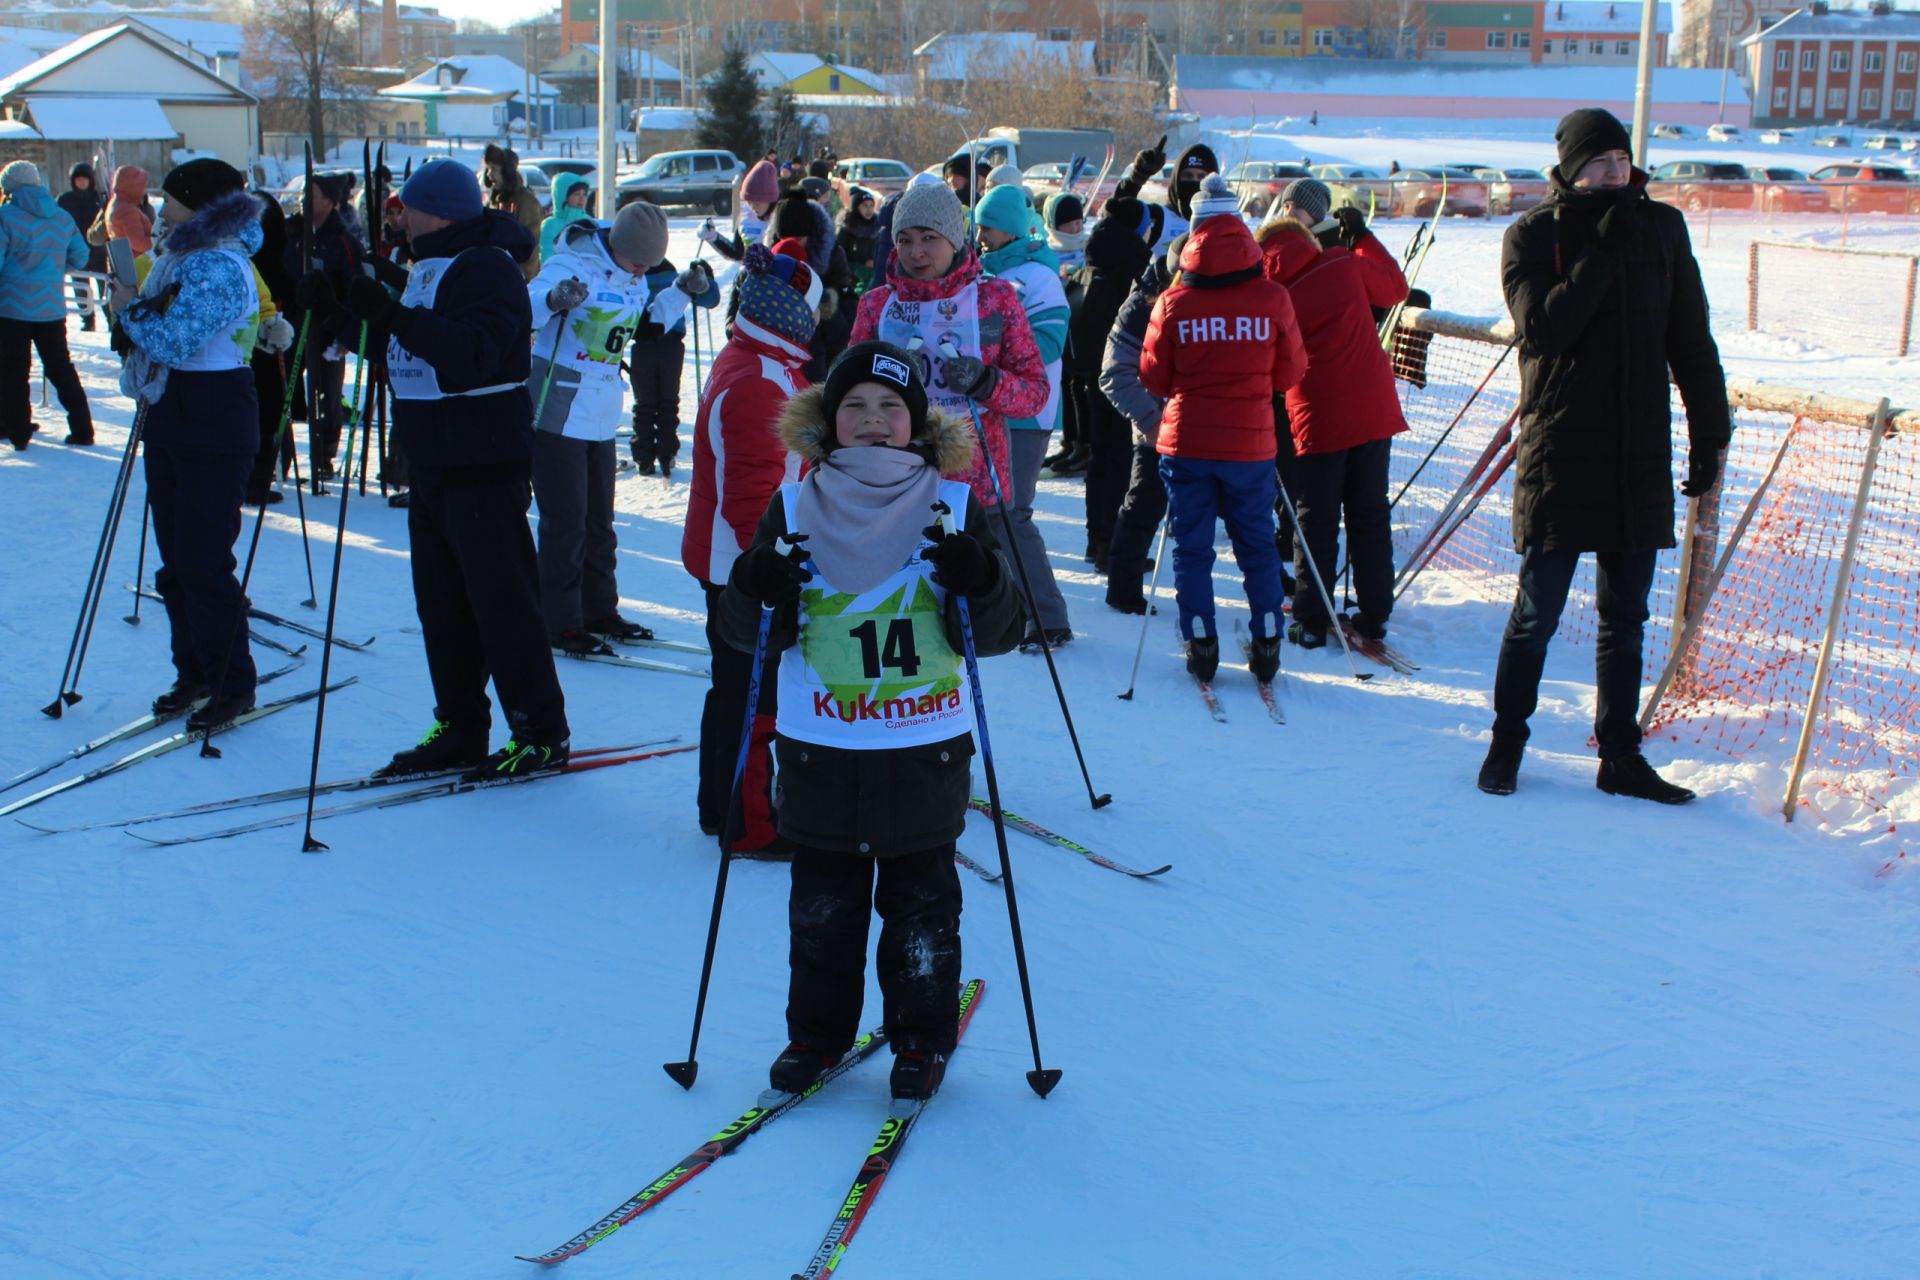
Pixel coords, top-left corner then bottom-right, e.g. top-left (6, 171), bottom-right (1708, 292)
top-left (936, 341), bottom-right (1111, 810)
top-left (272, 339), bottom-right (322, 609)
top-left (664, 535), bottom-right (801, 1090)
top-left (1273, 476), bottom-right (1371, 682)
top-left (123, 496), bottom-right (150, 625)
top-left (1117, 515), bottom-right (1171, 701)
top-left (934, 499), bottom-right (1061, 1099)
top-left (1384, 335), bottom-right (1517, 516)
top-left (532, 303), bottom-right (571, 430)
top-left (44, 399), bottom-right (149, 717)
top-left (297, 322), bottom-right (371, 832)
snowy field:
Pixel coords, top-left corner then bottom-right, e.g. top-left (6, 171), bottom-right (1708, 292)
top-left (3, 216), bottom-right (1919, 1279)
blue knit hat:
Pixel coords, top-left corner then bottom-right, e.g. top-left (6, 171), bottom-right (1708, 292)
top-left (737, 243), bottom-right (820, 347)
top-left (399, 158), bottom-right (482, 221)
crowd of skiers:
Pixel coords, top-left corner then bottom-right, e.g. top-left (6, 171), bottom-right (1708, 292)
top-left (10, 104), bottom-right (1731, 1099)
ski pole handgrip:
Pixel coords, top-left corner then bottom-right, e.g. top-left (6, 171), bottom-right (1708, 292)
top-left (930, 500), bottom-right (957, 539)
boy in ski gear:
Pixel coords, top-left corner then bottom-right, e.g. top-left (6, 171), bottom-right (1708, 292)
top-left (1483, 108), bottom-right (1729, 803)
top-left (626, 250), bottom-right (720, 477)
top-left (974, 183), bottom-right (1073, 649)
top-left (1258, 177), bottom-right (1409, 649)
top-left (682, 243), bottom-right (820, 850)
top-left (109, 159), bottom-right (262, 729)
top-left (714, 341), bottom-right (1024, 1101)
top-left (0, 161), bottom-right (93, 448)
top-left (848, 181), bottom-right (1048, 516)
top-left (1140, 177), bottom-right (1307, 682)
top-left (538, 171), bottom-right (593, 265)
top-left (349, 158), bottom-right (570, 779)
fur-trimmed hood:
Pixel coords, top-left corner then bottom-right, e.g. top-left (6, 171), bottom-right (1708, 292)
top-left (774, 383), bottom-right (976, 476)
top-left (160, 189), bottom-right (265, 257)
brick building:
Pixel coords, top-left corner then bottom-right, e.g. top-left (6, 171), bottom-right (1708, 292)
top-left (1744, 2), bottom-right (1920, 125)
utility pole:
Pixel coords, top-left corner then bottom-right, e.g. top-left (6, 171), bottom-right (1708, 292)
top-left (598, 0), bottom-right (618, 209)
top-left (1716, 5), bottom-right (1734, 123)
top-left (1628, 0), bottom-right (1659, 162)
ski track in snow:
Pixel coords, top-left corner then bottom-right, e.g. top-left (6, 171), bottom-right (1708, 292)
top-left (2, 215), bottom-right (1918, 1279)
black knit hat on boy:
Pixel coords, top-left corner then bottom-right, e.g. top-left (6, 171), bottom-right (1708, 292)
top-left (822, 341), bottom-right (929, 443)
top-left (1554, 108), bottom-right (1633, 184)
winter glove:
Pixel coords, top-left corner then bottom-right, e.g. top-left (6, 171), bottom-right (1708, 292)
top-left (938, 352), bottom-right (996, 402)
top-left (675, 261), bottom-right (713, 297)
top-left (919, 523), bottom-right (998, 597)
top-left (1127, 135), bottom-right (1168, 187)
top-left (258, 314), bottom-right (295, 354)
top-left (296, 270), bottom-right (338, 314)
top-left (1681, 450), bottom-right (1721, 499)
top-left (734, 535), bottom-right (813, 607)
top-left (345, 275), bottom-right (395, 327)
top-left (546, 277), bottom-right (589, 313)
top-left (696, 218), bottom-right (719, 244)
top-left (1333, 205), bottom-right (1369, 249)
top-left (1595, 189), bottom-right (1637, 251)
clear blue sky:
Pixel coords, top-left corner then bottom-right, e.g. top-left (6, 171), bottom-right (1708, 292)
top-left (427, 1), bottom-right (557, 26)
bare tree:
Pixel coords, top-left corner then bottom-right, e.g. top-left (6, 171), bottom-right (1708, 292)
top-left (1350, 0), bottom-right (1423, 59)
top-left (251, 0), bottom-right (356, 158)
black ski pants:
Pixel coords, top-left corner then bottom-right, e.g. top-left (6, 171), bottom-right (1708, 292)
top-left (309, 356), bottom-right (345, 472)
top-left (0, 317), bottom-right (91, 446)
top-left (1083, 386), bottom-right (1132, 556)
top-left (787, 844), bottom-right (963, 1057)
top-left (407, 472), bottom-right (569, 746)
top-left (246, 348), bottom-right (289, 498)
top-left (697, 582), bottom-right (780, 850)
top-left (532, 432), bottom-right (618, 638)
top-left (1105, 437), bottom-right (1169, 599)
top-left (1492, 546), bottom-right (1657, 757)
top-left (1290, 436), bottom-right (1393, 630)
top-left (628, 336), bottom-right (685, 467)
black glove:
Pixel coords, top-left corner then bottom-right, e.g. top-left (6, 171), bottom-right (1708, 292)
top-left (345, 275), bottom-right (394, 327)
top-left (296, 270), bottom-right (338, 313)
top-left (1127, 135), bottom-right (1168, 187)
top-left (1333, 206), bottom-right (1368, 249)
top-left (1595, 189), bottom-right (1637, 251)
top-left (735, 536), bottom-right (813, 606)
top-left (1681, 451), bottom-right (1721, 499)
top-left (920, 523), bottom-right (997, 597)
top-left (938, 352), bottom-right (996, 401)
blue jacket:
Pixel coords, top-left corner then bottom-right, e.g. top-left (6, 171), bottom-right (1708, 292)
top-left (0, 184), bottom-right (88, 322)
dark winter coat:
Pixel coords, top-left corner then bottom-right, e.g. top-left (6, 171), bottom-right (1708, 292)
top-left (386, 210), bottom-right (536, 480)
top-left (715, 387), bottom-right (1025, 856)
top-left (1098, 239), bottom-right (1178, 436)
top-left (838, 199), bottom-right (879, 287)
top-left (56, 164), bottom-right (106, 271)
top-left (285, 206), bottom-right (363, 352)
top-left (1070, 211), bottom-right (1151, 382)
top-left (1501, 170), bottom-right (1730, 553)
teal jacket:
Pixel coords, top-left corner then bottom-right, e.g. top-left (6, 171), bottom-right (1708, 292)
top-left (0, 184), bottom-right (88, 322)
top-left (981, 235), bottom-right (1069, 433)
top-left (539, 172), bottom-right (594, 265)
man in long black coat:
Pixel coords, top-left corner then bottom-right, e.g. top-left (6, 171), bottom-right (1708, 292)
top-left (1479, 108), bottom-right (1730, 803)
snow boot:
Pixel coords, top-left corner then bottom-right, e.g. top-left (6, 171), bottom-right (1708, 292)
top-left (152, 679), bottom-right (210, 717)
top-left (1018, 627), bottom-right (1073, 654)
top-left (554, 630), bottom-right (615, 657)
top-left (890, 1048), bottom-right (950, 1101)
top-left (1106, 592), bottom-right (1149, 616)
top-left (1287, 619), bottom-right (1326, 649)
top-left (1248, 633), bottom-right (1282, 683)
top-left (1596, 752), bottom-right (1695, 805)
top-left (470, 738), bottom-right (569, 779)
top-left (374, 719), bottom-right (489, 778)
top-left (769, 1042), bottom-right (841, 1094)
top-left (585, 613), bottom-right (655, 642)
top-left (632, 455), bottom-right (657, 477)
top-left (1345, 611), bottom-right (1388, 641)
top-left (186, 689), bottom-right (255, 733)
top-left (1477, 738), bottom-right (1524, 796)
top-left (1185, 635), bottom-right (1220, 682)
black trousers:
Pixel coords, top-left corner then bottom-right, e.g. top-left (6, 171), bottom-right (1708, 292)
top-left (1106, 438), bottom-right (1169, 598)
top-left (309, 357), bottom-right (346, 470)
top-left (1492, 546), bottom-right (1657, 756)
top-left (628, 336), bottom-right (685, 466)
top-left (532, 433), bottom-right (618, 637)
top-left (407, 473), bottom-right (569, 746)
top-left (1290, 437), bottom-right (1393, 629)
top-left (144, 437), bottom-right (256, 699)
top-left (1083, 387), bottom-right (1132, 555)
top-left (787, 844), bottom-right (963, 1056)
top-left (1058, 367), bottom-right (1087, 454)
top-left (246, 349), bottom-right (288, 497)
top-left (0, 317), bottom-right (91, 445)
top-left (698, 582), bottom-right (779, 848)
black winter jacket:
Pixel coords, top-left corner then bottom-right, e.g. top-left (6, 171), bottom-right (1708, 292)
top-left (386, 210), bottom-right (536, 480)
top-left (1501, 172), bottom-right (1730, 553)
top-left (1069, 214), bottom-right (1150, 381)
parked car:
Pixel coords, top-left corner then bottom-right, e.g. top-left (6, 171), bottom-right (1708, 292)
top-left (1809, 162), bottom-right (1916, 213)
top-left (1308, 163), bottom-right (1391, 211)
top-left (1745, 166), bottom-right (1828, 213)
top-left (1812, 132), bottom-right (1852, 148)
top-left (1475, 167), bottom-right (1549, 215)
top-left (1646, 160), bottom-right (1754, 212)
top-left (1862, 133), bottom-right (1903, 150)
top-left (1652, 123), bottom-right (1689, 139)
top-left (1759, 128), bottom-right (1796, 144)
top-left (615, 148), bottom-right (745, 213)
top-left (1224, 160), bottom-right (1313, 218)
top-left (830, 157), bottom-right (913, 207)
top-left (1905, 136), bottom-right (1920, 151)
top-left (1705, 123), bottom-right (1742, 142)
top-left (1390, 168), bottom-right (1489, 217)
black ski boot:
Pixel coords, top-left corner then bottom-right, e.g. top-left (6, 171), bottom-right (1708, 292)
top-left (1477, 738), bottom-right (1524, 796)
top-left (152, 679), bottom-right (210, 717)
top-left (554, 630), bottom-right (614, 656)
top-left (1596, 751), bottom-right (1695, 805)
top-left (374, 720), bottom-right (490, 779)
top-left (1346, 611), bottom-right (1388, 641)
top-left (1106, 592), bottom-right (1149, 616)
top-left (1248, 633), bottom-right (1282, 683)
top-left (1185, 636), bottom-right (1220, 682)
top-left (584, 613), bottom-right (655, 642)
top-left (890, 1048), bottom-right (950, 1101)
top-left (769, 1042), bottom-right (840, 1094)
top-left (470, 738), bottom-right (569, 779)
top-left (1018, 627), bottom-right (1072, 654)
top-left (186, 689), bottom-right (255, 733)
top-left (1287, 619), bottom-right (1326, 649)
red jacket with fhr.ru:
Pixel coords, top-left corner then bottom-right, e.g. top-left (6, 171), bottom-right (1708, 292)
top-left (1139, 217), bottom-right (1307, 463)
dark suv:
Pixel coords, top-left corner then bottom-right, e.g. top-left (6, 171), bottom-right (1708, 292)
top-left (616, 149), bottom-right (745, 213)
top-left (1646, 160), bottom-right (1753, 211)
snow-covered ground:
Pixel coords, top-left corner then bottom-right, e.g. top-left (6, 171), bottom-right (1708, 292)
top-left (3, 219), bottom-right (1918, 1280)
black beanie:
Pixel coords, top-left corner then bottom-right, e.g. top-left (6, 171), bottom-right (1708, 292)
top-left (770, 189), bottom-right (816, 241)
top-left (1555, 108), bottom-right (1633, 184)
top-left (822, 341), bottom-right (929, 445)
top-left (1170, 142), bottom-right (1221, 217)
top-left (162, 158), bottom-right (246, 211)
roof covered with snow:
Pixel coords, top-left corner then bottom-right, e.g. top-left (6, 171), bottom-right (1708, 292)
top-left (1747, 5), bottom-right (1920, 41)
top-left (0, 39), bottom-right (38, 79)
top-left (380, 55), bottom-right (560, 103)
top-left (743, 51), bottom-right (888, 92)
top-left (26, 93), bottom-right (176, 140)
top-left (912, 32), bottom-right (1095, 81)
top-left (1542, 1), bottom-right (1673, 34)
top-left (0, 23), bottom-right (252, 102)
top-left (559, 45), bottom-right (683, 80)
top-left (1175, 55), bottom-right (1746, 106)
top-left (127, 16), bottom-right (243, 56)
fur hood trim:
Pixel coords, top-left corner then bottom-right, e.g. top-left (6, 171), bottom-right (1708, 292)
top-left (163, 189), bottom-right (265, 256)
top-left (775, 384), bottom-right (976, 476)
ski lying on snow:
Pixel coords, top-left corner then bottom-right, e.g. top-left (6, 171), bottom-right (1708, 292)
top-left (20, 738), bottom-right (678, 834)
top-left (128, 743), bottom-right (697, 846)
top-left (515, 1029), bottom-right (893, 1265)
top-left (135, 589), bottom-right (375, 650)
top-left (952, 850), bottom-right (1001, 883)
top-left (789, 979), bottom-right (986, 1280)
top-left (606, 633), bottom-right (710, 657)
top-left (0, 678), bottom-right (352, 820)
top-left (966, 798), bottom-right (1170, 878)
top-left (1, 658), bottom-right (302, 798)
top-left (553, 647), bottom-right (708, 679)
top-left (1336, 616), bottom-right (1419, 675)
top-left (1233, 621), bottom-right (1287, 724)
top-left (247, 627), bottom-right (307, 658)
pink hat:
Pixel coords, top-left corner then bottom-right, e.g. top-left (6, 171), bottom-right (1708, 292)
top-left (742, 160), bottom-right (780, 205)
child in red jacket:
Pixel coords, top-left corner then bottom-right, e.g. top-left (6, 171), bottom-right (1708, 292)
top-left (1140, 176), bottom-right (1307, 683)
